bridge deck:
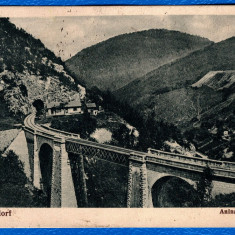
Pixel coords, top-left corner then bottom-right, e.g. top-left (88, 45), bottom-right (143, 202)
top-left (24, 114), bottom-right (235, 179)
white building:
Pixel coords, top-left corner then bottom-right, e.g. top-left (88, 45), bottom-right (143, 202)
top-left (86, 103), bottom-right (98, 116)
top-left (46, 102), bottom-right (62, 116)
top-left (64, 100), bottom-right (83, 115)
top-left (46, 100), bottom-right (83, 116)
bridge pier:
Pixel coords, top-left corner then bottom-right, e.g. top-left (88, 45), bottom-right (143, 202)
top-left (59, 137), bottom-right (77, 208)
top-left (127, 154), bottom-right (148, 208)
top-left (50, 137), bottom-right (77, 207)
top-left (77, 152), bottom-right (88, 207)
top-left (23, 114), bottom-right (235, 208)
top-left (24, 130), bottom-right (35, 182)
top-left (50, 139), bottom-right (62, 207)
top-left (33, 131), bottom-right (41, 189)
top-left (31, 133), bottom-right (77, 207)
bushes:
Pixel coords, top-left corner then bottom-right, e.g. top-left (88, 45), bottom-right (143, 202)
top-left (0, 18), bottom-right (75, 90)
top-left (0, 58), bottom-right (4, 72)
top-left (111, 123), bottom-right (136, 148)
top-left (193, 167), bottom-right (235, 207)
top-left (0, 151), bottom-right (26, 186)
top-left (51, 113), bottom-right (97, 139)
top-left (58, 72), bottom-right (77, 90)
top-left (196, 166), bottom-right (214, 206)
top-left (100, 89), bottom-right (184, 151)
top-left (206, 192), bottom-right (235, 207)
top-left (0, 151), bottom-right (47, 207)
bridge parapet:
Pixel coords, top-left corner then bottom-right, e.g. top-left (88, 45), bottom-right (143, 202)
top-left (23, 113), bottom-right (235, 207)
top-left (148, 148), bottom-right (235, 171)
top-left (146, 154), bottom-right (235, 179)
top-left (41, 124), bottom-right (80, 138)
top-left (23, 125), bottom-right (34, 134)
top-left (129, 152), bottom-right (146, 163)
top-left (66, 139), bottom-right (131, 166)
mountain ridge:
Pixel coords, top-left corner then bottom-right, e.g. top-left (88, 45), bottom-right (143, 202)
top-left (114, 37), bottom-right (235, 111)
top-left (66, 28), bottom-right (212, 91)
top-left (112, 37), bottom-right (235, 160)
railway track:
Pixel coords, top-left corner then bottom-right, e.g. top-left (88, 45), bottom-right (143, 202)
top-left (24, 113), bottom-right (145, 157)
top-left (23, 113), bottom-right (235, 178)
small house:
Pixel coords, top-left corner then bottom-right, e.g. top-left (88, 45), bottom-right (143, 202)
top-left (46, 100), bottom-right (83, 116)
top-left (64, 100), bottom-right (83, 115)
top-left (86, 103), bottom-right (98, 116)
top-left (46, 102), bottom-right (62, 116)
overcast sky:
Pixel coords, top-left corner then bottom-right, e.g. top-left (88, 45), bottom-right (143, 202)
top-left (10, 15), bottom-right (235, 61)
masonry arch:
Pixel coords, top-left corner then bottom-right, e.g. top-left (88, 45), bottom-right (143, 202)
top-left (33, 99), bottom-right (44, 115)
top-left (39, 143), bottom-right (53, 207)
top-left (151, 176), bottom-right (198, 207)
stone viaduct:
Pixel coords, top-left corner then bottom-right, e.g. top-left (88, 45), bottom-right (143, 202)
top-left (23, 114), bottom-right (235, 208)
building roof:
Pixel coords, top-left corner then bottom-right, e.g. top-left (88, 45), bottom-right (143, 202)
top-left (64, 100), bottom-right (82, 108)
top-left (46, 102), bottom-right (61, 109)
top-left (86, 103), bottom-right (97, 109)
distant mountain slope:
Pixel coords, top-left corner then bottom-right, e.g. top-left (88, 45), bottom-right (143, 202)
top-left (66, 29), bottom-right (212, 91)
top-left (114, 37), bottom-right (235, 161)
top-left (114, 37), bottom-right (235, 127)
top-left (0, 18), bottom-right (82, 121)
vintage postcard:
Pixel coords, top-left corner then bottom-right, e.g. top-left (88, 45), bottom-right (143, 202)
top-left (0, 6), bottom-right (234, 228)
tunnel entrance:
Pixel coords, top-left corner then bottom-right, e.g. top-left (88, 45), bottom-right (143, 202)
top-left (151, 176), bottom-right (198, 207)
top-left (39, 143), bottom-right (53, 207)
top-left (32, 99), bottom-right (44, 116)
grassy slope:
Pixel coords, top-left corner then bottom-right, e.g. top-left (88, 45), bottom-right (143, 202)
top-left (66, 29), bottom-right (212, 91)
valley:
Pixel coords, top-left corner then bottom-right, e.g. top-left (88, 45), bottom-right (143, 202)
top-left (0, 16), bottom-right (234, 208)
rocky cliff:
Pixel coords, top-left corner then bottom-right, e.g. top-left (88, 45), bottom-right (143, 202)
top-left (0, 18), bottom-right (84, 118)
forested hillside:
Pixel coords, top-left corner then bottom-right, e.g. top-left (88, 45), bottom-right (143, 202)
top-left (114, 37), bottom-right (235, 161)
top-left (115, 37), bottom-right (235, 126)
top-left (66, 29), bottom-right (212, 91)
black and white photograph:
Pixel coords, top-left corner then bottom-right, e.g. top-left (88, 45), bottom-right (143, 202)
top-left (0, 7), bottom-right (234, 211)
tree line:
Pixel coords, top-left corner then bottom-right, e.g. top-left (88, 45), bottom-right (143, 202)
top-left (0, 151), bottom-right (47, 207)
top-left (88, 87), bottom-right (185, 151)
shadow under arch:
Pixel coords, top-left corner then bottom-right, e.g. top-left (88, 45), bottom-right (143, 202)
top-left (151, 176), bottom-right (198, 207)
top-left (39, 143), bottom-right (53, 207)
top-left (32, 99), bottom-right (44, 115)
